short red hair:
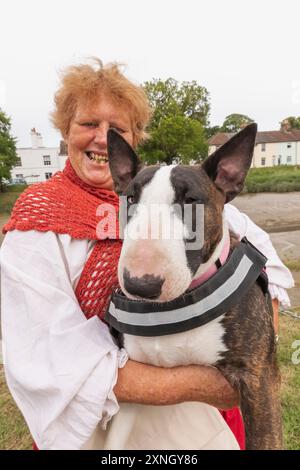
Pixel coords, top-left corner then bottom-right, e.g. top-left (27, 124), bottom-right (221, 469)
top-left (51, 58), bottom-right (151, 147)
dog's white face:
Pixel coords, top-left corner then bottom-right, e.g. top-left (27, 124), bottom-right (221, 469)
top-left (107, 124), bottom-right (257, 302)
top-left (119, 165), bottom-right (194, 301)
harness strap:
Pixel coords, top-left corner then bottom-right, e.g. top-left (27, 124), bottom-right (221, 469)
top-left (105, 238), bottom-right (268, 337)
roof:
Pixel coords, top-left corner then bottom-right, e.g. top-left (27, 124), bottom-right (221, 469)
top-left (208, 133), bottom-right (234, 146)
top-left (255, 130), bottom-right (300, 143)
top-left (208, 129), bottom-right (300, 146)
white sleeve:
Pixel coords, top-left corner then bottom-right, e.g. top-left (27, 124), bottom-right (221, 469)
top-left (0, 230), bottom-right (128, 450)
top-left (224, 204), bottom-right (294, 307)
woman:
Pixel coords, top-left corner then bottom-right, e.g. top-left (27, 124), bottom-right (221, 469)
top-left (0, 59), bottom-right (293, 450)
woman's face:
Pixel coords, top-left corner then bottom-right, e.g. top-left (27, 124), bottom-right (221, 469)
top-left (66, 95), bottom-right (134, 189)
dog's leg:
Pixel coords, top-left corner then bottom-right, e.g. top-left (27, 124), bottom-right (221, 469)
top-left (220, 363), bottom-right (283, 450)
top-left (238, 366), bottom-right (283, 450)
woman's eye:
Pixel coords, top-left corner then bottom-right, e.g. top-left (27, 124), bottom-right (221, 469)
top-left (81, 122), bottom-right (98, 128)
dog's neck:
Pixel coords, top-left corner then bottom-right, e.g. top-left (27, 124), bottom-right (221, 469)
top-left (189, 217), bottom-right (230, 290)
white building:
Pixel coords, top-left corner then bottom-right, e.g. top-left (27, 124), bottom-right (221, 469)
top-left (208, 120), bottom-right (300, 168)
top-left (12, 128), bottom-right (68, 184)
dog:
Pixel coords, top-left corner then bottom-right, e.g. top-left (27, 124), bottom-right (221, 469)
top-left (103, 124), bottom-right (282, 450)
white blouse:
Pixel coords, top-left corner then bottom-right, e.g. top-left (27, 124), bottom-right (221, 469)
top-left (0, 204), bottom-right (294, 449)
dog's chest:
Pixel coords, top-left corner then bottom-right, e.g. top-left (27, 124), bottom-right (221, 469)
top-left (123, 315), bottom-right (227, 367)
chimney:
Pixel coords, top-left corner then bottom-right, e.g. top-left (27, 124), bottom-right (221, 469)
top-left (280, 119), bottom-right (291, 134)
top-left (30, 128), bottom-right (43, 148)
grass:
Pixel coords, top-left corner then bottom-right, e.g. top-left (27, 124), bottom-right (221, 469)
top-left (0, 367), bottom-right (32, 450)
top-left (0, 315), bottom-right (299, 450)
top-left (284, 260), bottom-right (300, 272)
top-left (0, 185), bottom-right (27, 214)
top-left (277, 314), bottom-right (300, 450)
top-left (244, 165), bottom-right (300, 193)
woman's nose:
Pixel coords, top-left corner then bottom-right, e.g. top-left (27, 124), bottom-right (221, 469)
top-left (93, 125), bottom-right (108, 146)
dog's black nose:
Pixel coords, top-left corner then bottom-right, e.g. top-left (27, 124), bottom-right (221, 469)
top-left (123, 269), bottom-right (164, 299)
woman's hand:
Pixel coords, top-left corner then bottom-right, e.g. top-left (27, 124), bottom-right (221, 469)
top-left (114, 359), bottom-right (239, 410)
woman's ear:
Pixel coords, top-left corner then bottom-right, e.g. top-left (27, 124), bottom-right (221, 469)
top-left (107, 129), bottom-right (143, 194)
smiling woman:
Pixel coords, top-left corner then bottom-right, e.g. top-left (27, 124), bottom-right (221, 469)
top-left (50, 59), bottom-right (150, 188)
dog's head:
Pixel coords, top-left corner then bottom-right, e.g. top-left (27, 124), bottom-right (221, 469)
top-left (108, 124), bottom-right (257, 302)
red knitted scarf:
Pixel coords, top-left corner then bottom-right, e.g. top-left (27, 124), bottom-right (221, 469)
top-left (3, 159), bottom-right (122, 319)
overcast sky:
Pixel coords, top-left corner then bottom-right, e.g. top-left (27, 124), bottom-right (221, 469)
top-left (1, 0), bottom-right (299, 147)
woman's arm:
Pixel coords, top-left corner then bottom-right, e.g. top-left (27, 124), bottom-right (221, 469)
top-left (114, 360), bottom-right (239, 410)
top-left (224, 204), bottom-right (294, 336)
top-left (224, 204), bottom-right (294, 301)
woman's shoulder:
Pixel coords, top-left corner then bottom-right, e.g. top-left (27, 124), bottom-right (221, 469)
top-left (2, 172), bottom-right (73, 235)
top-left (2, 171), bottom-right (100, 240)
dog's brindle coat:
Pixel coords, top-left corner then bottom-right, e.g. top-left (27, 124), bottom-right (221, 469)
top-left (107, 124), bottom-right (282, 450)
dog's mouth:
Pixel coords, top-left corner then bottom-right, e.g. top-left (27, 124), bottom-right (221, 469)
top-left (85, 151), bottom-right (108, 164)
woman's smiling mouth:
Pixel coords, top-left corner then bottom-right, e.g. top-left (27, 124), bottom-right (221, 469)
top-left (85, 151), bottom-right (108, 164)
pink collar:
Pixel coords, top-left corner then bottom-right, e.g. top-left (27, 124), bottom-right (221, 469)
top-left (189, 236), bottom-right (231, 290)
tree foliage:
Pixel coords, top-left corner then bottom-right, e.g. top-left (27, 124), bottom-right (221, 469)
top-left (221, 113), bottom-right (254, 133)
top-left (285, 116), bottom-right (300, 129)
top-left (0, 109), bottom-right (18, 192)
top-left (139, 78), bottom-right (210, 164)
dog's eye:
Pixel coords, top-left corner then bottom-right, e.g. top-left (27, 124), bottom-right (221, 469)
top-left (127, 195), bottom-right (135, 205)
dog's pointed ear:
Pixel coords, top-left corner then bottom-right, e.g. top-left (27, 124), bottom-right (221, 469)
top-left (107, 129), bottom-right (143, 194)
top-left (202, 123), bottom-right (257, 202)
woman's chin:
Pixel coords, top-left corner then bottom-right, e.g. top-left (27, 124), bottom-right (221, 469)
top-left (83, 163), bottom-right (113, 189)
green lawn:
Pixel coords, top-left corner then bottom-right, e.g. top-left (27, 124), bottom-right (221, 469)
top-left (0, 367), bottom-right (32, 450)
top-left (245, 165), bottom-right (300, 193)
top-left (278, 314), bottom-right (300, 450)
top-left (0, 185), bottom-right (27, 214)
top-left (0, 314), bottom-right (299, 450)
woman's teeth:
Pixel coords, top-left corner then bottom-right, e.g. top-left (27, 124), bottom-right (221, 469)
top-left (86, 152), bottom-right (108, 164)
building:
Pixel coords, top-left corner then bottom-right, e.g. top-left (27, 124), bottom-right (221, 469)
top-left (208, 120), bottom-right (300, 168)
top-left (11, 128), bottom-right (68, 184)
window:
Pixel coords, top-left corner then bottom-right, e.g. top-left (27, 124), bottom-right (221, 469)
top-left (15, 157), bottom-right (22, 166)
top-left (16, 173), bottom-right (24, 178)
top-left (287, 143), bottom-right (292, 148)
top-left (261, 157), bottom-right (266, 166)
top-left (45, 172), bottom-right (52, 180)
top-left (287, 156), bottom-right (292, 163)
top-left (261, 143), bottom-right (266, 152)
top-left (43, 155), bottom-right (51, 166)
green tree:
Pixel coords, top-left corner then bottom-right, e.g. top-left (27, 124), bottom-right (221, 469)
top-left (0, 109), bottom-right (18, 192)
top-left (139, 78), bottom-right (210, 164)
top-left (221, 113), bottom-right (254, 133)
top-left (140, 115), bottom-right (208, 165)
top-left (285, 116), bottom-right (300, 129)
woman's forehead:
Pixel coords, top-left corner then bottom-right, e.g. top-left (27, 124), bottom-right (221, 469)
top-left (75, 95), bottom-right (131, 123)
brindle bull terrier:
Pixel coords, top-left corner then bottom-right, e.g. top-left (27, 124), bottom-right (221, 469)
top-left (106, 124), bottom-right (282, 450)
